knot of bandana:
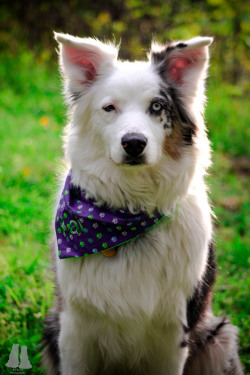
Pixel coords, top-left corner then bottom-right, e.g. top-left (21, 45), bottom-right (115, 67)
top-left (55, 171), bottom-right (166, 259)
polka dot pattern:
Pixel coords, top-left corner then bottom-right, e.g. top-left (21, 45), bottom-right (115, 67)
top-left (55, 170), bottom-right (166, 259)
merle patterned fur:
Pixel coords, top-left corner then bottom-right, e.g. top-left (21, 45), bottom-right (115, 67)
top-left (151, 44), bottom-right (197, 145)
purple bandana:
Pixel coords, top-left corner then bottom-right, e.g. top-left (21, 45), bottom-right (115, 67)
top-left (55, 171), bottom-right (166, 259)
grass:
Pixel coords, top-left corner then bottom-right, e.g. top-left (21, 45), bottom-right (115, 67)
top-left (0, 50), bottom-right (249, 374)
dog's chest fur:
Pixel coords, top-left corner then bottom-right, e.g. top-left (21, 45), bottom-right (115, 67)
top-left (56, 187), bottom-right (211, 322)
top-left (54, 187), bottom-right (212, 372)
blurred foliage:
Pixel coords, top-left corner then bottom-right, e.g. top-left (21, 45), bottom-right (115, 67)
top-left (0, 0), bottom-right (249, 84)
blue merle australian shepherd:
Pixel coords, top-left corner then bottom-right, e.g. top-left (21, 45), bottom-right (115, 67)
top-left (42, 33), bottom-right (244, 375)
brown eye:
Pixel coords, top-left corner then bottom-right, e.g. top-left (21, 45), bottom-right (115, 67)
top-left (103, 105), bottom-right (116, 112)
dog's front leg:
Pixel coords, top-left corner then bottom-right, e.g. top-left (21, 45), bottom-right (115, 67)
top-left (59, 310), bottom-right (101, 375)
top-left (148, 346), bottom-right (188, 375)
top-left (147, 324), bottom-right (188, 375)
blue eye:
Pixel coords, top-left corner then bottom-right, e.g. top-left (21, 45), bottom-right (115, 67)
top-left (103, 104), bottom-right (116, 112)
top-left (151, 102), bottom-right (162, 112)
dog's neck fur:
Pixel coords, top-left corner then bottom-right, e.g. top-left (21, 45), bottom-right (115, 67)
top-left (69, 147), bottom-right (202, 216)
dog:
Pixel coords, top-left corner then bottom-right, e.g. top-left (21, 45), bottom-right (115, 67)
top-left (42, 33), bottom-right (243, 375)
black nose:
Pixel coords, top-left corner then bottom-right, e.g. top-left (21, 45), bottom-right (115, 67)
top-left (121, 133), bottom-right (147, 158)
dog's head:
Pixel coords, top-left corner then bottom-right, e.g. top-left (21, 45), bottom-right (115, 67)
top-left (55, 33), bottom-right (212, 167)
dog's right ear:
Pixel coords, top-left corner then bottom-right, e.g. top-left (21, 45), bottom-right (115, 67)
top-left (54, 33), bottom-right (118, 101)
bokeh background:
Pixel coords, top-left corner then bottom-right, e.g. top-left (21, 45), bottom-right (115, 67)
top-left (0, 0), bottom-right (249, 373)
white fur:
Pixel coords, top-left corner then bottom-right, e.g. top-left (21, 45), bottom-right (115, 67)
top-left (53, 33), bottom-right (214, 375)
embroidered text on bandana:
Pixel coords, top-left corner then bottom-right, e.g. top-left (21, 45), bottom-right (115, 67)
top-left (55, 171), bottom-right (166, 259)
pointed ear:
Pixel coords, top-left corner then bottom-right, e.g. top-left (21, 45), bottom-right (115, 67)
top-left (150, 37), bottom-right (213, 99)
top-left (54, 32), bottom-right (118, 101)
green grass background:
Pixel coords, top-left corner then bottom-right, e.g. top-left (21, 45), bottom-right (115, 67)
top-left (0, 51), bottom-right (249, 374)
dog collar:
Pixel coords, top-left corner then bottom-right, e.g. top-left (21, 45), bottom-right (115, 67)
top-left (55, 170), bottom-right (167, 259)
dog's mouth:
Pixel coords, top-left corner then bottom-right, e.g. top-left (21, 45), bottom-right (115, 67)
top-left (123, 155), bottom-right (146, 166)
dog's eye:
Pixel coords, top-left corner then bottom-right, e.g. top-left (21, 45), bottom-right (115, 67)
top-left (151, 102), bottom-right (162, 112)
top-left (103, 105), bottom-right (116, 112)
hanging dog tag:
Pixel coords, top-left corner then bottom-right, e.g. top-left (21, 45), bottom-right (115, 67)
top-left (102, 248), bottom-right (117, 257)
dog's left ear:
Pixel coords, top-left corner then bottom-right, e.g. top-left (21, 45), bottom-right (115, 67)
top-left (150, 37), bottom-right (213, 99)
top-left (54, 32), bottom-right (118, 101)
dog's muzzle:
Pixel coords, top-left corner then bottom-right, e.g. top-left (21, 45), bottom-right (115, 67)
top-left (121, 133), bottom-right (147, 165)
